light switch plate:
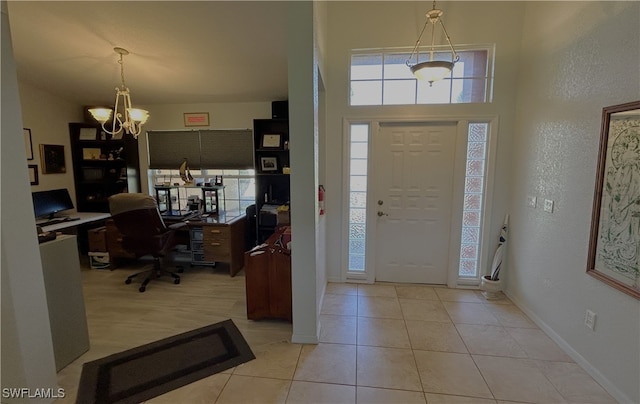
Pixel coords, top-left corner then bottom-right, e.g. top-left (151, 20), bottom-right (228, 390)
top-left (543, 199), bottom-right (554, 213)
top-left (527, 196), bottom-right (537, 208)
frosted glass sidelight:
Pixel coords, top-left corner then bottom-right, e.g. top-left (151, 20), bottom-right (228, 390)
top-left (347, 124), bottom-right (370, 272)
top-left (458, 122), bottom-right (489, 278)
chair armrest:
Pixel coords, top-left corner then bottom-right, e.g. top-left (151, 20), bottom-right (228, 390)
top-left (168, 222), bottom-right (188, 230)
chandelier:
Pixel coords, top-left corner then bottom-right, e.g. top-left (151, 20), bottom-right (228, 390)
top-left (89, 47), bottom-right (149, 139)
top-left (406, 1), bottom-right (459, 86)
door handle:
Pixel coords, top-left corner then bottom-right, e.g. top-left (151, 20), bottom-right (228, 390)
top-left (377, 211), bottom-right (388, 217)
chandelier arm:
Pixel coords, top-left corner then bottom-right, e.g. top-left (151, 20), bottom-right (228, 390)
top-left (437, 19), bottom-right (459, 62)
top-left (406, 18), bottom-right (431, 67)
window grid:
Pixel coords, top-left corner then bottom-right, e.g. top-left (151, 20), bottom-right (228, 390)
top-left (347, 124), bottom-right (369, 272)
top-left (458, 123), bottom-right (489, 277)
top-left (148, 169), bottom-right (256, 213)
top-left (350, 46), bottom-right (492, 106)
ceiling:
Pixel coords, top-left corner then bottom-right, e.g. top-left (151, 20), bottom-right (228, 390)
top-left (6, 1), bottom-right (289, 107)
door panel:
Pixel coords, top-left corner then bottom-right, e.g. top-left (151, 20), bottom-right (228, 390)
top-left (374, 122), bottom-right (457, 284)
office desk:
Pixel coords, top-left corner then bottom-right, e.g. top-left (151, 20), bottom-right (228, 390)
top-left (107, 211), bottom-right (247, 275)
top-left (186, 212), bottom-right (246, 276)
top-left (40, 212), bottom-right (111, 255)
top-left (40, 212), bottom-right (110, 233)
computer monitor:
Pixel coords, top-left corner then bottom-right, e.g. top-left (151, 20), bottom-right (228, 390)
top-left (32, 188), bottom-right (75, 220)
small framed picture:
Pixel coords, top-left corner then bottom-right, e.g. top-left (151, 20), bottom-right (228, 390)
top-left (184, 112), bottom-right (210, 127)
top-left (261, 133), bottom-right (282, 148)
top-left (82, 148), bottom-right (102, 160)
top-left (40, 144), bottom-right (66, 174)
top-left (28, 164), bottom-right (38, 185)
top-left (260, 156), bottom-right (278, 172)
top-left (24, 128), bottom-right (34, 160)
top-left (79, 127), bottom-right (98, 141)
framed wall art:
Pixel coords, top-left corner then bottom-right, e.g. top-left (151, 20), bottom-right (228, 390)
top-left (28, 164), bottom-right (38, 185)
top-left (183, 112), bottom-right (210, 127)
top-left (24, 128), bottom-right (34, 160)
top-left (260, 156), bottom-right (278, 172)
top-left (40, 144), bottom-right (66, 174)
top-left (587, 100), bottom-right (640, 299)
top-left (261, 133), bottom-right (282, 149)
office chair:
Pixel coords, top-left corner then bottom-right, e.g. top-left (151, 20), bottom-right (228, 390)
top-left (108, 193), bottom-right (184, 292)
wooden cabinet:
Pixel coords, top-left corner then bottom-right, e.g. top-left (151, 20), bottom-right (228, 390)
top-left (105, 219), bottom-right (135, 263)
top-left (245, 227), bottom-right (292, 321)
top-left (189, 214), bottom-right (246, 276)
top-left (253, 118), bottom-right (290, 243)
top-left (69, 122), bottom-right (141, 212)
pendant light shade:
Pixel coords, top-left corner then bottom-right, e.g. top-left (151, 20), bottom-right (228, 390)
top-left (406, 1), bottom-right (459, 86)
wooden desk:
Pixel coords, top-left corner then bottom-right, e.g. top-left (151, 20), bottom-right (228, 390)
top-left (187, 212), bottom-right (246, 276)
top-left (39, 212), bottom-right (110, 233)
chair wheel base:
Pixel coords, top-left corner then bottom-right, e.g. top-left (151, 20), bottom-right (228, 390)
top-left (125, 279), bottom-right (132, 284)
top-left (139, 286), bottom-right (146, 292)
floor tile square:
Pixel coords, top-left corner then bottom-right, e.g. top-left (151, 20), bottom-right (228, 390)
top-left (443, 301), bottom-right (500, 325)
top-left (357, 284), bottom-right (398, 297)
top-left (287, 381), bottom-right (355, 404)
top-left (506, 327), bottom-right (573, 361)
top-left (414, 350), bottom-right (493, 398)
top-left (233, 341), bottom-right (302, 379)
top-left (357, 386), bottom-right (426, 403)
top-left (294, 343), bottom-right (357, 385)
top-left (326, 282), bottom-right (358, 296)
top-left (434, 288), bottom-right (484, 303)
top-left (357, 317), bottom-right (410, 348)
top-left (535, 360), bottom-right (617, 403)
top-left (405, 320), bottom-right (468, 353)
top-left (319, 314), bottom-right (357, 344)
top-left (357, 346), bottom-right (422, 391)
top-left (216, 374), bottom-right (291, 404)
top-left (395, 285), bottom-right (439, 300)
top-left (455, 324), bottom-right (527, 358)
top-left (322, 293), bottom-right (358, 316)
top-left (472, 355), bottom-right (565, 403)
top-left (399, 299), bottom-right (451, 322)
top-left (358, 296), bottom-right (403, 319)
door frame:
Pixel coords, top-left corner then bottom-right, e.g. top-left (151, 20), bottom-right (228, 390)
top-left (342, 115), bottom-right (499, 288)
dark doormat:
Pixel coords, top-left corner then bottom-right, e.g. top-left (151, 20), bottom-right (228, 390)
top-left (76, 319), bottom-right (255, 404)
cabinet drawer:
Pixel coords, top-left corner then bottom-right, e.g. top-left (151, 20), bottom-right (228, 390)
top-left (203, 239), bottom-right (231, 261)
top-left (203, 226), bottom-right (230, 240)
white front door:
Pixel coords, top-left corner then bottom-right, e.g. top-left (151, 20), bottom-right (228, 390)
top-left (373, 122), bottom-right (458, 284)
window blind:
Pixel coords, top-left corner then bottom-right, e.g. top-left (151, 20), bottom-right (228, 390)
top-left (147, 130), bottom-right (202, 169)
top-left (147, 129), bottom-right (253, 170)
top-left (200, 129), bottom-right (253, 169)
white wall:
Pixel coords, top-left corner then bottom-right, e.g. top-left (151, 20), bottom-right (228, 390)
top-left (1, 3), bottom-right (59, 401)
top-left (510, 2), bottom-right (640, 402)
top-left (18, 81), bottom-right (83, 197)
top-left (323, 1), bottom-right (526, 282)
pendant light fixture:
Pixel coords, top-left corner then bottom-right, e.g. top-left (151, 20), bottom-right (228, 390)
top-left (406, 1), bottom-right (459, 86)
top-left (89, 47), bottom-right (149, 139)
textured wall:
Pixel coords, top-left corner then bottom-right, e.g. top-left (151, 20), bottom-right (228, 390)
top-left (510, 2), bottom-right (640, 402)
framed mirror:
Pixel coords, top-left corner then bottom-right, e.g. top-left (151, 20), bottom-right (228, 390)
top-left (587, 100), bottom-right (640, 299)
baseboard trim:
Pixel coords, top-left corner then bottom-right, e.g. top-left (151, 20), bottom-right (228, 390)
top-left (504, 291), bottom-right (632, 404)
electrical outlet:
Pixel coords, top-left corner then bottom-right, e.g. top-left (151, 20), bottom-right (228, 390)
top-left (585, 310), bottom-right (596, 331)
top-left (527, 196), bottom-right (537, 208)
top-left (544, 199), bottom-right (554, 213)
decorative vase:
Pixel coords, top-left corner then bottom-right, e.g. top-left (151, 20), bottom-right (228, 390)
top-left (481, 275), bottom-right (503, 300)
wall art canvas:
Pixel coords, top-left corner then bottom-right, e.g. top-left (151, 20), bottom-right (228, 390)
top-left (40, 144), bottom-right (66, 174)
top-left (588, 100), bottom-right (640, 299)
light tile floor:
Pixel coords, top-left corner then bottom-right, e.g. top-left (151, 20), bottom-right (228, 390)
top-left (58, 263), bottom-right (617, 403)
